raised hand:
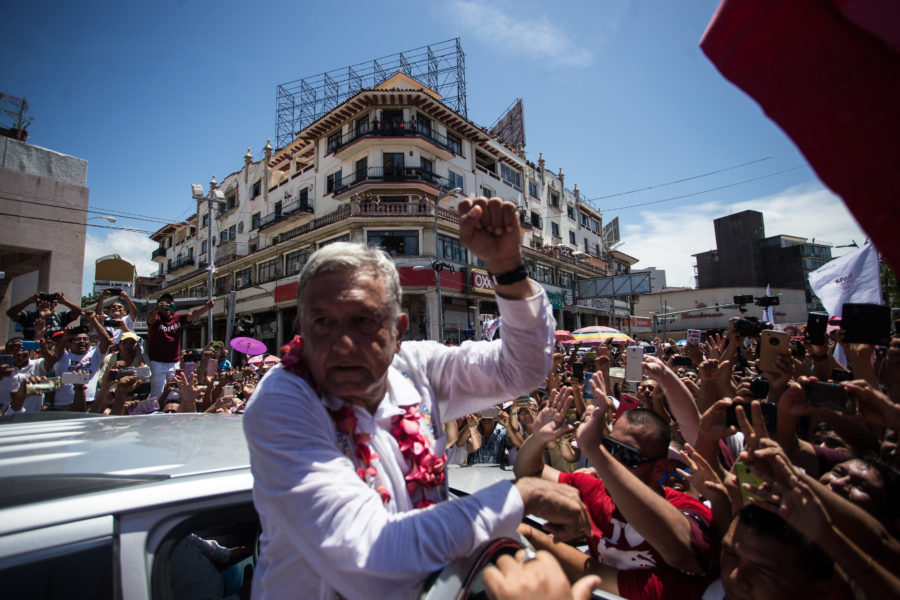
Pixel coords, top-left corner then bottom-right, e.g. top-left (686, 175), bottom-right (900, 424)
top-left (457, 196), bottom-right (522, 275)
top-left (533, 387), bottom-right (574, 444)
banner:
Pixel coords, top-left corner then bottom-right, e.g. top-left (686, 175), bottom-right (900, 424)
top-left (808, 242), bottom-right (882, 317)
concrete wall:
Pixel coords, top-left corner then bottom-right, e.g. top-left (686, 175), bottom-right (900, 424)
top-left (0, 138), bottom-right (89, 339)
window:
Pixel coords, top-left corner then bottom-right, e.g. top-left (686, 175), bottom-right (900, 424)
top-left (567, 204), bottom-right (575, 219)
top-left (550, 191), bottom-right (560, 208)
top-left (559, 272), bottom-right (573, 288)
top-left (584, 239), bottom-right (589, 253)
top-left (201, 240), bottom-right (208, 254)
top-left (448, 169), bottom-right (464, 193)
top-left (355, 116), bottom-right (369, 136)
top-left (202, 213), bottom-right (209, 227)
top-left (383, 153), bottom-right (404, 179)
top-left (327, 130), bottom-right (342, 152)
top-left (0, 538), bottom-right (114, 598)
top-left (367, 230), bottom-right (419, 256)
top-left (569, 231), bottom-right (576, 244)
top-left (215, 275), bottom-right (231, 295)
top-left (481, 185), bottom-right (493, 198)
top-left (500, 164), bottom-right (521, 190)
top-left (274, 201), bottom-right (282, 218)
top-left (551, 222), bottom-right (560, 238)
top-left (530, 211), bottom-right (542, 229)
top-left (355, 157), bottom-right (368, 184)
top-left (529, 180), bottom-right (538, 198)
top-left (167, 237), bottom-right (172, 248)
top-left (416, 114), bottom-right (432, 137)
top-left (285, 249), bottom-right (309, 275)
top-left (258, 258), bottom-right (279, 283)
top-left (580, 213), bottom-right (590, 228)
top-left (326, 169), bottom-right (343, 194)
top-left (219, 230), bottom-right (228, 243)
top-left (534, 263), bottom-right (554, 285)
top-left (228, 224), bottom-right (236, 240)
top-left (298, 187), bottom-right (310, 209)
top-left (420, 157), bottom-right (433, 173)
top-left (446, 132), bottom-right (461, 155)
top-left (226, 192), bottom-right (237, 210)
top-left (235, 267), bottom-right (253, 289)
top-left (591, 218), bottom-right (600, 233)
top-left (438, 234), bottom-right (467, 263)
top-left (251, 180), bottom-right (261, 198)
top-left (238, 221), bottom-right (244, 233)
top-left (596, 243), bottom-right (601, 256)
top-left (252, 212), bottom-right (261, 230)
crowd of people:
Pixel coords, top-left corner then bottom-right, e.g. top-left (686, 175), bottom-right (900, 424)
top-left (2, 196), bottom-right (898, 600)
top-left (1, 289), bottom-right (267, 417)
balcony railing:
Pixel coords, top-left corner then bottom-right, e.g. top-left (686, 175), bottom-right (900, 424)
top-left (327, 120), bottom-right (462, 156)
top-left (258, 200), bottom-right (315, 230)
top-left (334, 166), bottom-right (451, 194)
top-left (152, 247), bottom-right (166, 259)
top-left (171, 255), bottom-right (195, 271)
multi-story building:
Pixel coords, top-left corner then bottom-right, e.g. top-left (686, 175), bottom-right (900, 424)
top-left (145, 72), bottom-right (620, 352)
top-left (693, 210), bottom-right (832, 311)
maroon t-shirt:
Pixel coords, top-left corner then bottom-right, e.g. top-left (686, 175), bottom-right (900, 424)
top-left (558, 471), bottom-right (716, 600)
top-left (147, 313), bottom-right (190, 363)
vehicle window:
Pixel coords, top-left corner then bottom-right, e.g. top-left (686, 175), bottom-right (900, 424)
top-left (0, 539), bottom-right (113, 599)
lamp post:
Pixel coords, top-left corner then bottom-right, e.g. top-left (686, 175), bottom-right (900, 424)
top-left (88, 216), bottom-right (117, 223)
top-left (192, 179), bottom-right (226, 346)
top-left (431, 187), bottom-right (462, 342)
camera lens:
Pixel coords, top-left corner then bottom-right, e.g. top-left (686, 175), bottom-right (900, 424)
top-left (769, 337), bottom-right (780, 345)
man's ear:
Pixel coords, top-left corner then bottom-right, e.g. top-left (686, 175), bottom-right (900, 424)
top-left (651, 459), bottom-right (670, 482)
top-left (394, 313), bottom-right (409, 351)
top-left (294, 316), bottom-right (302, 336)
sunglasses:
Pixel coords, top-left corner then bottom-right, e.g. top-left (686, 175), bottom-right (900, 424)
top-left (638, 384), bottom-right (655, 392)
top-left (601, 436), bottom-right (665, 469)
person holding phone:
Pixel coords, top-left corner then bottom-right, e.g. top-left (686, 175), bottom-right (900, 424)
top-left (43, 312), bottom-right (113, 410)
top-left (146, 293), bottom-right (215, 398)
top-left (5, 291), bottom-right (82, 340)
top-left (0, 336), bottom-right (47, 413)
top-left (95, 288), bottom-right (137, 344)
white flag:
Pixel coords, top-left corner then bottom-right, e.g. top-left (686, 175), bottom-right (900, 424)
top-left (763, 284), bottom-right (775, 325)
top-left (808, 241), bottom-right (882, 317)
top-left (483, 316), bottom-right (502, 341)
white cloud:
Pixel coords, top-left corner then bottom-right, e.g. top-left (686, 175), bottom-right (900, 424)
top-left (617, 184), bottom-right (867, 289)
top-left (81, 230), bottom-right (159, 296)
top-left (450, 1), bottom-right (594, 68)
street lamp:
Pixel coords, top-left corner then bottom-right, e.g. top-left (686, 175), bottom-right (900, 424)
top-left (430, 187), bottom-right (462, 342)
top-left (88, 216), bottom-right (117, 223)
top-left (192, 179), bottom-right (226, 345)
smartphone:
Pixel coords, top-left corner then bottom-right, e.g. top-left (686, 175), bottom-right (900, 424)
top-left (806, 312), bottom-right (829, 345)
top-left (113, 369), bottom-right (135, 380)
top-left (132, 381), bottom-right (152, 400)
top-left (759, 330), bottom-right (790, 372)
top-left (831, 368), bottom-right (853, 383)
top-left (104, 319), bottom-right (122, 328)
top-left (231, 370), bottom-right (244, 382)
top-left (572, 362), bottom-right (585, 379)
top-left (38, 293), bottom-right (57, 302)
top-left (625, 346), bottom-right (643, 383)
top-left (613, 393), bottom-right (641, 422)
top-left (726, 401), bottom-right (778, 432)
top-left (183, 351), bottom-right (202, 362)
top-left (0, 355), bottom-right (13, 366)
top-left (183, 362), bottom-right (197, 380)
top-left (734, 461), bottom-right (766, 506)
top-left (686, 329), bottom-right (701, 346)
top-left (21, 340), bottom-right (40, 350)
top-left (841, 303), bottom-right (891, 345)
top-left (61, 371), bottom-right (91, 385)
top-left (128, 396), bottom-right (159, 415)
top-left (481, 407), bottom-right (500, 419)
top-left (672, 356), bottom-right (693, 368)
top-left (205, 359), bottom-right (217, 378)
top-left (223, 384), bottom-right (235, 397)
top-left (106, 288), bottom-right (123, 295)
top-left (805, 381), bottom-right (857, 413)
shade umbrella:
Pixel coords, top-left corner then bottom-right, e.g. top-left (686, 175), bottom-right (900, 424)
top-left (248, 354), bottom-right (282, 366)
top-left (567, 326), bottom-right (635, 346)
top-left (700, 0), bottom-right (900, 274)
top-left (555, 330), bottom-right (575, 343)
top-left (230, 336), bottom-right (267, 356)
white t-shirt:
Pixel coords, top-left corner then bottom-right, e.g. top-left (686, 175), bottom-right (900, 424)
top-left (1, 359), bottom-right (47, 413)
top-left (51, 347), bottom-right (104, 407)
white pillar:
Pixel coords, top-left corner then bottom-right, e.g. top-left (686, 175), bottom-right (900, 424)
top-left (425, 289), bottom-right (441, 341)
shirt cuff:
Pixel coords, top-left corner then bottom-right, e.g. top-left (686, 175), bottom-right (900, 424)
top-left (493, 286), bottom-right (549, 331)
top-left (481, 479), bottom-right (526, 540)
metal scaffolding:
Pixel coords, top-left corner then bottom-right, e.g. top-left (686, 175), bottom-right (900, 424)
top-left (275, 38), bottom-right (467, 150)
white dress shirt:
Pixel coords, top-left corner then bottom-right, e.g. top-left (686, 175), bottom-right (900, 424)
top-left (243, 287), bottom-right (555, 599)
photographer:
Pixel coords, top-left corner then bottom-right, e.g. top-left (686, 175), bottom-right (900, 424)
top-left (96, 288), bottom-right (137, 344)
top-left (44, 312), bottom-right (112, 410)
top-left (5, 291), bottom-right (82, 340)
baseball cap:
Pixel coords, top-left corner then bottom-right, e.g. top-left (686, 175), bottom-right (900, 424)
top-left (120, 332), bottom-right (140, 343)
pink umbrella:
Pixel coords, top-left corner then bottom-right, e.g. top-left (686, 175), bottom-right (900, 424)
top-left (567, 326), bottom-right (635, 346)
top-left (230, 336), bottom-right (267, 356)
top-left (555, 330), bottom-right (575, 342)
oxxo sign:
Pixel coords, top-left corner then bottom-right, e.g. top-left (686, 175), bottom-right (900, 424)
top-left (471, 268), bottom-right (495, 295)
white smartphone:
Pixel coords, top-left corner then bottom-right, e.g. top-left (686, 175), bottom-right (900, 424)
top-left (135, 365), bottom-right (151, 379)
top-left (61, 371), bottom-right (91, 385)
top-left (686, 329), bottom-right (701, 346)
top-left (625, 346), bottom-right (644, 383)
top-left (223, 384), bottom-right (235, 398)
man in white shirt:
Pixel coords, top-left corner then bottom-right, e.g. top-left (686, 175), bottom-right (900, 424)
top-left (45, 314), bottom-right (112, 410)
top-left (244, 196), bottom-right (589, 600)
top-left (0, 337), bottom-right (46, 413)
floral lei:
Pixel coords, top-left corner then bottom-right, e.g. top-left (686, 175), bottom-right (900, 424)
top-left (281, 336), bottom-right (446, 509)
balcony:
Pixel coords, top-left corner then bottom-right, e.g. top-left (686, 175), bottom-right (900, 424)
top-left (215, 239), bottom-right (245, 265)
top-left (168, 255), bottom-right (196, 275)
top-left (152, 247), bottom-right (167, 262)
top-left (333, 167), bottom-right (451, 199)
top-left (327, 120), bottom-right (462, 159)
top-left (257, 199), bottom-right (315, 236)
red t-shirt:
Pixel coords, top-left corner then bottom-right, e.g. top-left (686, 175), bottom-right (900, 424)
top-left (147, 313), bottom-right (189, 362)
top-left (558, 471), bottom-right (716, 600)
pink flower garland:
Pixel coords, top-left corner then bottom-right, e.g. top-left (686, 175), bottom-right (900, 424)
top-left (281, 336), bottom-right (446, 508)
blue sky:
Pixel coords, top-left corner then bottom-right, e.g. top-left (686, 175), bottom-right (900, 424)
top-left (3, 0), bottom-right (866, 295)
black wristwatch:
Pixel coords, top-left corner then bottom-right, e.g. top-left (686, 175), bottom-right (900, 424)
top-left (489, 262), bottom-right (528, 286)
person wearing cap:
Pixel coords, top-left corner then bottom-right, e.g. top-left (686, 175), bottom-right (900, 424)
top-left (96, 331), bottom-right (147, 385)
top-left (146, 293), bottom-right (214, 398)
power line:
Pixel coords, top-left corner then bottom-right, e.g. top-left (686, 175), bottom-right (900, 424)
top-left (0, 211), bottom-right (153, 234)
top-left (599, 164), bottom-right (808, 213)
top-left (0, 193), bottom-right (175, 225)
top-left (584, 150), bottom-right (799, 202)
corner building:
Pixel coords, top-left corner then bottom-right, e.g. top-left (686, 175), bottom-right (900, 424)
top-left (146, 72), bottom-right (619, 352)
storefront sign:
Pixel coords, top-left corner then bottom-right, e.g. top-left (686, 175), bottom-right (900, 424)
top-left (471, 268), bottom-right (495, 295)
top-left (577, 298), bottom-right (611, 312)
top-left (547, 293), bottom-right (563, 310)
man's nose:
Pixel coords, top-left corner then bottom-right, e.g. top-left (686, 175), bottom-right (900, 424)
top-left (331, 323), bottom-right (356, 352)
